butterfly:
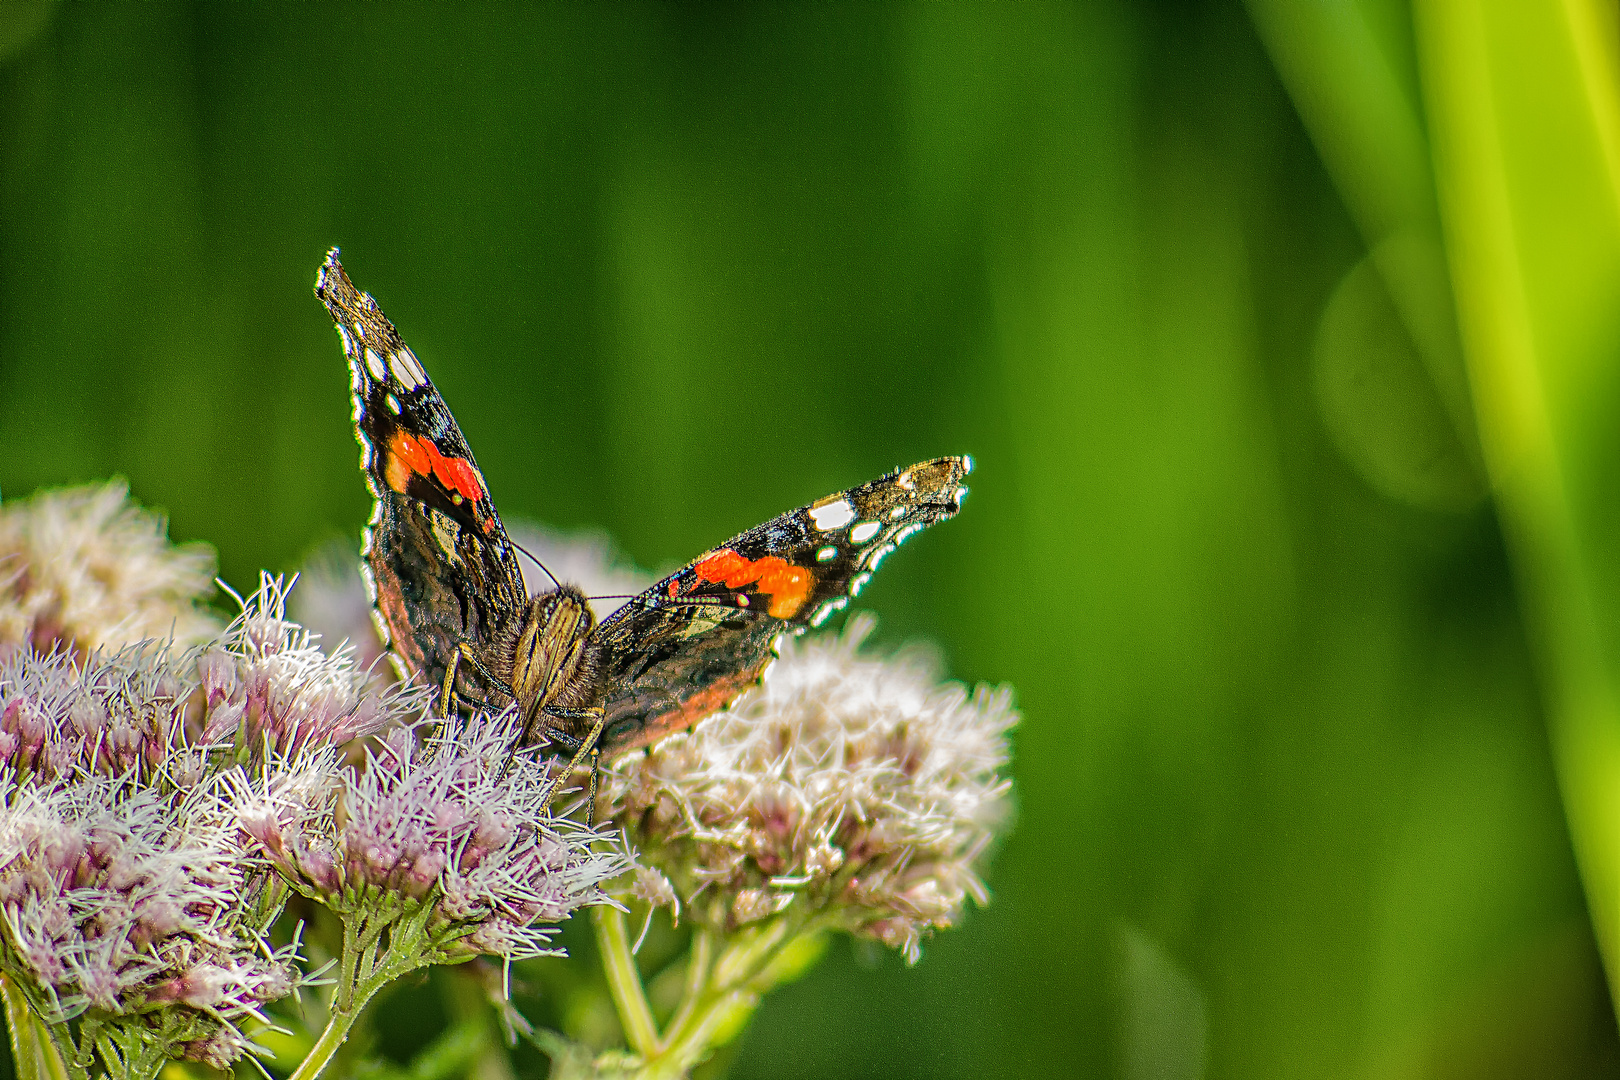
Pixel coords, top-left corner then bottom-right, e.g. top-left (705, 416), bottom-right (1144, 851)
top-left (315, 249), bottom-right (971, 812)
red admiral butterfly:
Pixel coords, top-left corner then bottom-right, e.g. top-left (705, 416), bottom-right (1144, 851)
top-left (315, 250), bottom-right (970, 807)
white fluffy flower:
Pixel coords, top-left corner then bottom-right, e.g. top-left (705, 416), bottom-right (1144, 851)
top-left (604, 615), bottom-right (1016, 962)
top-left (0, 481), bottom-right (217, 656)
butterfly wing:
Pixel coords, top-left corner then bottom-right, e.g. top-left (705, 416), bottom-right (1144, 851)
top-left (590, 456), bottom-right (972, 753)
top-left (315, 250), bottom-right (526, 691)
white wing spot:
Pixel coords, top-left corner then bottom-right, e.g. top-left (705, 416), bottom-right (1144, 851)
top-left (850, 521), bottom-right (882, 544)
top-left (336, 325), bottom-right (355, 356)
top-left (353, 322), bottom-right (366, 339)
top-left (809, 498), bottom-right (856, 531)
top-left (385, 393), bottom-right (401, 414)
top-left (395, 346), bottom-right (428, 385)
top-left (893, 522), bottom-right (923, 546)
top-left (364, 348), bottom-right (387, 381)
top-left (896, 470), bottom-right (914, 490)
top-left (849, 571), bottom-right (873, 597)
top-left (889, 505), bottom-right (907, 519)
top-left (816, 545), bottom-right (838, 562)
top-left (389, 353), bottom-right (423, 388)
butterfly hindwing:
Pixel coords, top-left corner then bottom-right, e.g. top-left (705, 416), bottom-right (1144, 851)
top-left (315, 251), bottom-right (527, 690)
top-left (591, 456), bottom-right (972, 751)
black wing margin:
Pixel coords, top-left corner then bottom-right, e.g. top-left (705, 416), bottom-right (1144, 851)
top-left (590, 456), bottom-right (972, 753)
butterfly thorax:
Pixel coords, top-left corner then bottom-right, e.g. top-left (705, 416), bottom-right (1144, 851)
top-left (510, 586), bottom-right (602, 745)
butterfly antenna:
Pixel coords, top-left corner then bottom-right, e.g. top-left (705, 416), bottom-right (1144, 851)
top-left (509, 537), bottom-right (563, 591)
top-left (592, 594), bottom-right (746, 611)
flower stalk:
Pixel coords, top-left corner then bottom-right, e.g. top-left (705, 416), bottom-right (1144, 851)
top-left (588, 899), bottom-right (834, 1079)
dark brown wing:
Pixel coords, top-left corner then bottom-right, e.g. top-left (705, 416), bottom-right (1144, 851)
top-left (315, 250), bottom-right (526, 692)
top-left (590, 456), bottom-right (972, 753)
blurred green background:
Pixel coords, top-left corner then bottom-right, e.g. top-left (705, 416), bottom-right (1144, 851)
top-left (5, 2), bottom-right (1620, 1078)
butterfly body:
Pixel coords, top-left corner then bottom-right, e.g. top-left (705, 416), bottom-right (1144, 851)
top-left (315, 249), bottom-right (970, 768)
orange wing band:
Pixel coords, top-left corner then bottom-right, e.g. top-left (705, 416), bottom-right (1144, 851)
top-left (693, 549), bottom-right (812, 619)
top-left (384, 431), bottom-right (493, 531)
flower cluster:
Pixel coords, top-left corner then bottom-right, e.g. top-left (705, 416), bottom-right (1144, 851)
top-left (603, 616), bottom-right (1015, 962)
top-left (0, 643), bottom-right (211, 790)
top-left (0, 771), bottom-right (295, 1026)
top-left (0, 485), bottom-right (628, 1077)
top-left (0, 482), bottom-right (217, 657)
top-left (231, 708), bottom-right (630, 963)
top-left (0, 647), bottom-right (300, 1071)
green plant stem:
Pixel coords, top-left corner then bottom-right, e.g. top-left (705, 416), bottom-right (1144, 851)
top-left (1, 975), bottom-right (72, 1080)
top-left (658, 929), bottom-right (714, 1048)
top-left (655, 988), bottom-right (756, 1073)
top-left (290, 901), bottom-right (445, 1080)
top-left (593, 907), bottom-right (661, 1058)
top-left (289, 999), bottom-right (367, 1080)
top-left (600, 909), bottom-right (829, 1079)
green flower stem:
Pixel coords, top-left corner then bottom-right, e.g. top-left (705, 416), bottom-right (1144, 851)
top-left (291, 899), bottom-right (453, 1080)
top-left (593, 907), bottom-right (661, 1058)
top-left (658, 928), bottom-right (714, 1047)
top-left (592, 905), bottom-right (829, 1079)
top-left (1, 975), bottom-right (73, 1080)
top-left (289, 997), bottom-right (369, 1080)
top-left (654, 988), bottom-right (757, 1074)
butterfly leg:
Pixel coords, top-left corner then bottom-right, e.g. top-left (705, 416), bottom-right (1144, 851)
top-left (441, 642), bottom-right (517, 717)
top-left (538, 707), bottom-right (607, 825)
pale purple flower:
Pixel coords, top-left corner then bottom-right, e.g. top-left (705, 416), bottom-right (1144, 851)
top-left (0, 773), bottom-right (298, 1032)
top-left (230, 708), bottom-right (630, 962)
top-left (201, 573), bottom-right (418, 756)
top-left (0, 645), bottom-right (193, 785)
top-left (0, 572), bottom-right (405, 1074)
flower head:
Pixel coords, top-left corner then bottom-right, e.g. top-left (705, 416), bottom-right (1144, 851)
top-left (233, 708), bottom-right (630, 962)
top-left (0, 570), bottom-right (417, 1073)
top-left (0, 481), bottom-right (217, 657)
top-left (201, 573), bottom-right (415, 757)
top-left (604, 615), bottom-right (1015, 963)
top-left (0, 754), bottom-right (302, 1050)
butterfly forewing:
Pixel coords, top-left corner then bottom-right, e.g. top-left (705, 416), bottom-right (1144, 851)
top-left (315, 250), bottom-right (527, 691)
top-left (591, 456), bottom-right (972, 751)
